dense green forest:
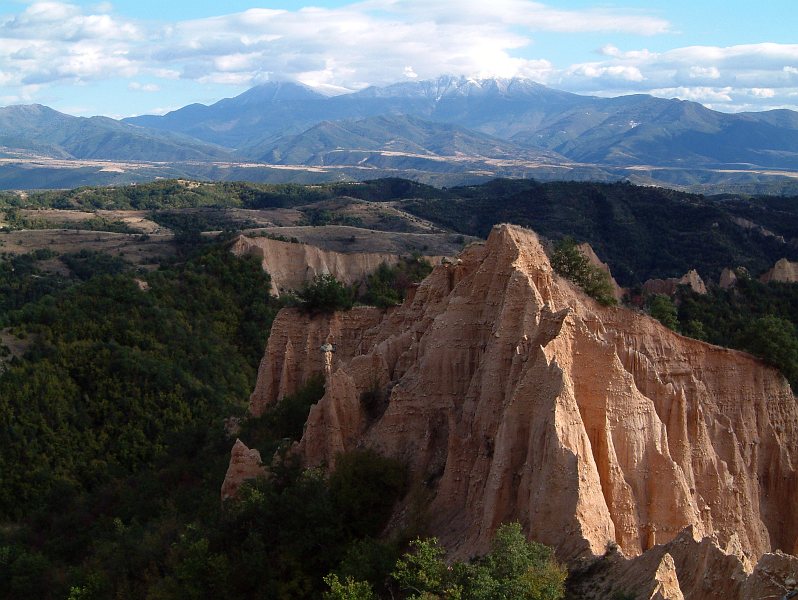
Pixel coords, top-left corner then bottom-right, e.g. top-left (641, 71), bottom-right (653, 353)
top-left (399, 179), bottom-right (798, 285)
top-left (1, 177), bottom-right (797, 598)
top-left (0, 236), bottom-right (462, 599)
top-left (0, 178), bottom-right (439, 211)
top-left (667, 278), bottom-right (798, 388)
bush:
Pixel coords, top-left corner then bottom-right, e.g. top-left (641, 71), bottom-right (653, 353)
top-left (323, 574), bottom-right (375, 600)
top-left (240, 374), bottom-right (326, 451)
top-left (360, 258), bottom-right (433, 308)
top-left (390, 523), bottom-right (566, 600)
top-left (646, 294), bottom-right (678, 330)
top-left (297, 274), bottom-right (355, 313)
top-left (551, 238), bottom-right (616, 306)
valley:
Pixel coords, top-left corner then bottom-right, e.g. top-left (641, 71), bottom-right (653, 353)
top-left (0, 177), bottom-right (797, 599)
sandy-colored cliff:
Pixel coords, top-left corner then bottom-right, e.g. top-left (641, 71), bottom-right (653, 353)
top-left (244, 224), bottom-right (797, 598)
top-left (718, 267), bottom-right (738, 289)
top-left (760, 258), bottom-right (798, 284)
top-left (231, 234), bottom-right (440, 296)
top-left (642, 270), bottom-right (707, 297)
top-left (248, 306), bottom-right (385, 417)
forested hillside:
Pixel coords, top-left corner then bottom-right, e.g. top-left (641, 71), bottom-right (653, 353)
top-left (3, 177), bottom-right (797, 286)
top-left (398, 179), bottom-right (798, 285)
top-left (0, 235), bottom-right (452, 599)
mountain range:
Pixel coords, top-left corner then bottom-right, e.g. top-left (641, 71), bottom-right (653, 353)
top-left (3, 76), bottom-right (798, 189)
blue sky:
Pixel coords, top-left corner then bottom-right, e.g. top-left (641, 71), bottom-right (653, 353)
top-left (1, 0), bottom-right (797, 117)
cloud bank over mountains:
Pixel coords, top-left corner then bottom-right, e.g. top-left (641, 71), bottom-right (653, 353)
top-left (1, 0), bottom-right (797, 115)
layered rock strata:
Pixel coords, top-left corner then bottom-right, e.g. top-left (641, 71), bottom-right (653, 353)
top-left (231, 234), bottom-right (439, 296)
top-left (246, 224), bottom-right (797, 598)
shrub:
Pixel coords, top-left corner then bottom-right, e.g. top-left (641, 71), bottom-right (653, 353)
top-left (551, 238), bottom-right (616, 306)
top-left (646, 294), bottom-right (678, 330)
top-left (360, 258), bottom-right (433, 308)
top-left (391, 523), bottom-right (566, 600)
top-left (297, 274), bottom-right (355, 313)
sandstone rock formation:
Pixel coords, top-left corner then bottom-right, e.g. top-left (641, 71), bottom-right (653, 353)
top-left (760, 258), bottom-right (798, 284)
top-left (642, 269), bottom-right (707, 297)
top-left (568, 528), bottom-right (798, 600)
top-left (221, 439), bottom-right (267, 502)
top-left (249, 306), bottom-right (385, 417)
top-left (231, 234), bottom-right (439, 296)
top-left (245, 224), bottom-right (798, 598)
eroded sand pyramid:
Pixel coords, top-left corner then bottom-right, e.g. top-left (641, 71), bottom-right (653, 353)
top-left (240, 224), bottom-right (798, 598)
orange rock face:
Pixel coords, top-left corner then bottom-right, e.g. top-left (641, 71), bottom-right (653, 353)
top-left (248, 306), bottom-right (385, 417)
top-left (246, 224), bottom-right (798, 597)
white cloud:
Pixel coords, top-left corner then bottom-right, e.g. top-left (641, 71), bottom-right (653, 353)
top-left (689, 66), bottom-right (720, 80)
top-left (0, 1), bottom-right (797, 113)
top-left (128, 81), bottom-right (160, 92)
top-left (555, 43), bottom-right (798, 111)
top-left (751, 87), bottom-right (776, 98)
top-left (0, 0), bottom-right (668, 96)
top-left (567, 63), bottom-right (645, 82)
top-left (599, 44), bottom-right (655, 60)
top-left (649, 86), bottom-right (734, 103)
top-left (366, 0), bottom-right (670, 34)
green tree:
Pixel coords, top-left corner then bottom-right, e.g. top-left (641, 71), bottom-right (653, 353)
top-left (360, 258), bottom-right (433, 308)
top-left (392, 538), bottom-right (461, 600)
top-left (741, 315), bottom-right (798, 385)
top-left (470, 523), bottom-right (566, 600)
top-left (551, 238), bottom-right (616, 306)
top-left (646, 294), bottom-right (679, 330)
top-left (297, 274), bottom-right (355, 313)
top-left (323, 574), bottom-right (376, 600)
top-left (391, 525), bottom-right (565, 600)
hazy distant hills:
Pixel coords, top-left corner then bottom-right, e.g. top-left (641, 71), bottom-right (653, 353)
top-left (243, 114), bottom-right (568, 167)
top-left (3, 76), bottom-right (798, 189)
top-left (0, 104), bottom-right (229, 162)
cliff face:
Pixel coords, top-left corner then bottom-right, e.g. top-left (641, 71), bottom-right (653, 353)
top-left (246, 224), bottom-right (797, 598)
top-left (221, 439), bottom-right (267, 502)
top-left (249, 306), bottom-right (385, 417)
top-left (231, 234), bottom-right (439, 296)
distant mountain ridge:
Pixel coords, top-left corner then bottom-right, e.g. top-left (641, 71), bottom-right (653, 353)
top-left (2, 76), bottom-right (798, 189)
top-left (242, 114), bottom-right (568, 167)
top-left (123, 76), bottom-right (798, 171)
top-left (0, 104), bottom-right (229, 161)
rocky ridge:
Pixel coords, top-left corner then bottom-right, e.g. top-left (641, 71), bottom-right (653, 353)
top-left (241, 224), bottom-right (798, 598)
top-left (231, 234), bottom-right (442, 296)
